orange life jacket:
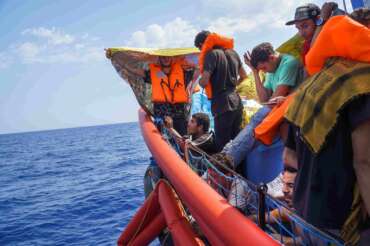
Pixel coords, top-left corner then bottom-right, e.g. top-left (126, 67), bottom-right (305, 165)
top-left (254, 94), bottom-right (295, 145)
top-left (199, 33), bottom-right (234, 99)
top-left (150, 62), bottom-right (188, 104)
top-left (306, 15), bottom-right (370, 75)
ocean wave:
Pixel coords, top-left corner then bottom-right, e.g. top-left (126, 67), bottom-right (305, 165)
top-left (0, 123), bottom-right (149, 245)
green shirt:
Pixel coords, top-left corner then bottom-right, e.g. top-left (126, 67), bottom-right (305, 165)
top-left (264, 54), bottom-right (300, 92)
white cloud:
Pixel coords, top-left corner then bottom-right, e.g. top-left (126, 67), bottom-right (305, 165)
top-left (14, 27), bottom-right (104, 64)
top-left (124, 1), bottom-right (325, 49)
top-left (201, 0), bottom-right (324, 29)
top-left (22, 27), bottom-right (75, 45)
top-left (128, 31), bottom-right (147, 47)
top-left (17, 42), bottom-right (41, 63)
top-left (126, 17), bottom-right (198, 48)
top-left (207, 17), bottom-right (257, 36)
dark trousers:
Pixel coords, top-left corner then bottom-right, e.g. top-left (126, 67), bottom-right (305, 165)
top-left (153, 103), bottom-right (188, 136)
top-left (172, 117), bottom-right (187, 136)
top-left (214, 107), bottom-right (242, 152)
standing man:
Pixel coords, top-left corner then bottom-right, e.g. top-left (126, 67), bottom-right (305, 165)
top-left (194, 31), bottom-right (247, 151)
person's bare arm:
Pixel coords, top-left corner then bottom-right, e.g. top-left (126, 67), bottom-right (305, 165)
top-left (283, 147), bottom-right (298, 170)
top-left (121, 62), bottom-right (146, 78)
top-left (352, 120), bottom-right (370, 215)
top-left (164, 116), bottom-right (182, 138)
top-left (271, 85), bottom-right (291, 99)
top-left (253, 70), bottom-right (272, 102)
top-left (199, 71), bottom-right (211, 88)
top-left (237, 66), bottom-right (248, 85)
top-left (186, 68), bottom-right (201, 97)
top-left (164, 116), bottom-right (185, 150)
top-left (243, 51), bottom-right (271, 102)
top-left (311, 2), bottom-right (339, 45)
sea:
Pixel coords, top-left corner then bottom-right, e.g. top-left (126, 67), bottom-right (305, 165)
top-left (0, 122), bottom-right (151, 245)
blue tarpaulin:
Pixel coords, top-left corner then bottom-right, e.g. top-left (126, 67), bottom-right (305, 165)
top-left (351, 0), bottom-right (370, 9)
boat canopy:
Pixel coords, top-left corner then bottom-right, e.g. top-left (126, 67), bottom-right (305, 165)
top-left (106, 47), bottom-right (199, 59)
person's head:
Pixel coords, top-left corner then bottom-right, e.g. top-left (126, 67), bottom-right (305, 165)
top-left (286, 3), bottom-right (320, 41)
top-left (282, 166), bottom-right (297, 207)
top-left (187, 112), bottom-right (210, 137)
top-left (194, 30), bottom-right (211, 50)
top-left (250, 42), bottom-right (279, 73)
top-left (158, 56), bottom-right (172, 67)
top-left (350, 7), bottom-right (370, 28)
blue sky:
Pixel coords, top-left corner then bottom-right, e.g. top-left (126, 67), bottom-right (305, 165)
top-left (0, 0), bottom-right (351, 134)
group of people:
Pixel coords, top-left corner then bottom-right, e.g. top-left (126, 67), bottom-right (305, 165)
top-left (128, 2), bottom-right (370, 245)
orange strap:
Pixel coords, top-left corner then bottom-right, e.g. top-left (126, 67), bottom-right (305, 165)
top-left (150, 62), bottom-right (188, 104)
top-left (254, 94), bottom-right (295, 145)
top-left (306, 15), bottom-right (370, 75)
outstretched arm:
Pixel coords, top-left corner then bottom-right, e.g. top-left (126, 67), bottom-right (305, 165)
top-left (164, 116), bottom-right (184, 143)
top-left (199, 71), bottom-right (211, 88)
top-left (186, 68), bottom-right (201, 97)
top-left (121, 62), bottom-right (146, 78)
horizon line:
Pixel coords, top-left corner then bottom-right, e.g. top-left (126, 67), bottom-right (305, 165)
top-left (0, 121), bottom-right (138, 136)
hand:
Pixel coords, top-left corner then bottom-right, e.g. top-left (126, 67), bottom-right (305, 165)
top-left (268, 96), bottom-right (286, 106)
top-left (185, 139), bottom-right (192, 145)
top-left (164, 116), bottom-right (173, 128)
top-left (178, 137), bottom-right (186, 146)
top-left (105, 49), bottom-right (112, 59)
top-left (243, 51), bottom-right (257, 73)
top-left (321, 2), bottom-right (338, 21)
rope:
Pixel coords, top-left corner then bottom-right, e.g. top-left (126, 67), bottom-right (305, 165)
top-left (127, 187), bottom-right (157, 246)
top-left (160, 120), bottom-right (345, 245)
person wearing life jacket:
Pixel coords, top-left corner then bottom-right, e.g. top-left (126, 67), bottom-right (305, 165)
top-left (286, 2), bottom-right (342, 67)
top-left (283, 9), bottom-right (370, 245)
top-left (252, 2), bottom-right (344, 147)
top-left (212, 43), bottom-right (301, 170)
top-left (194, 31), bottom-right (247, 151)
top-left (123, 56), bottom-right (197, 136)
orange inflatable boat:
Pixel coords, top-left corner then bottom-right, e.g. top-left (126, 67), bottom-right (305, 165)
top-left (116, 109), bottom-right (279, 245)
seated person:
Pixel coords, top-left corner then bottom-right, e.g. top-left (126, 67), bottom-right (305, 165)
top-left (164, 112), bottom-right (216, 155)
top-left (218, 42), bottom-right (301, 168)
top-left (144, 112), bottom-right (215, 197)
top-left (231, 167), bottom-right (298, 245)
top-left (263, 166), bottom-right (297, 219)
top-left (228, 166), bottom-right (296, 214)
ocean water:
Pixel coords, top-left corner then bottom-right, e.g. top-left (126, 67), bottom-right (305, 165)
top-left (0, 123), bottom-right (151, 245)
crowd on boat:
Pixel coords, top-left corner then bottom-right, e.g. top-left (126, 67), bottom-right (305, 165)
top-left (119, 2), bottom-right (370, 245)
